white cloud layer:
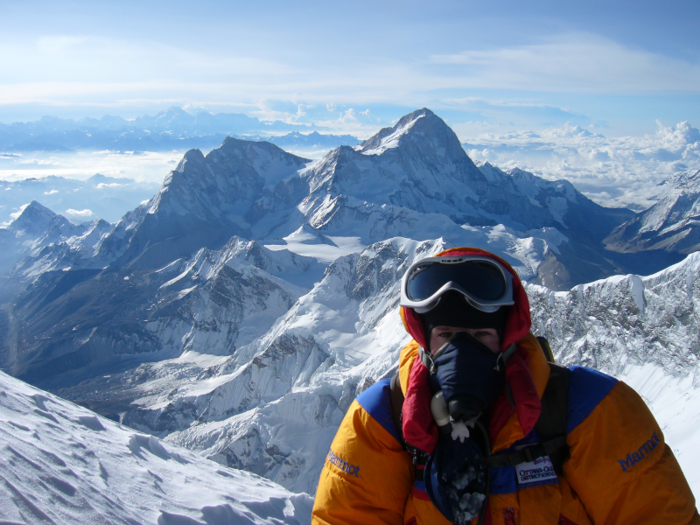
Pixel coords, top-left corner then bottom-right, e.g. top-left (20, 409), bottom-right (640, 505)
top-left (0, 32), bottom-right (697, 118)
top-left (65, 208), bottom-right (93, 217)
top-left (462, 121), bottom-right (700, 210)
top-left (0, 150), bottom-right (185, 184)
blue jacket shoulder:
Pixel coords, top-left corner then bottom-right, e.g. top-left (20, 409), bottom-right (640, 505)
top-left (566, 366), bottom-right (618, 433)
top-left (356, 377), bottom-right (403, 443)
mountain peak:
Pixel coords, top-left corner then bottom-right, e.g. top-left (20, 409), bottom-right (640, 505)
top-left (354, 108), bottom-right (465, 161)
top-left (355, 108), bottom-right (434, 155)
top-left (7, 200), bottom-right (75, 239)
top-left (9, 201), bottom-right (57, 230)
top-left (153, 107), bottom-right (195, 127)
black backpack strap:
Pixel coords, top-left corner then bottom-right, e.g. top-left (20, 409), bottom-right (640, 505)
top-left (389, 372), bottom-right (405, 446)
top-left (389, 372), bottom-right (430, 480)
top-left (535, 362), bottom-right (570, 473)
top-left (483, 362), bottom-right (570, 475)
top-left (536, 335), bottom-right (556, 363)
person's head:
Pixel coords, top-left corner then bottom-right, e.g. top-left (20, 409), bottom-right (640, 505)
top-left (421, 291), bottom-right (507, 353)
top-left (399, 247), bottom-right (532, 353)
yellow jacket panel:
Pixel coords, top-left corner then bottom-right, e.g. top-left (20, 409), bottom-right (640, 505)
top-left (312, 337), bottom-right (699, 524)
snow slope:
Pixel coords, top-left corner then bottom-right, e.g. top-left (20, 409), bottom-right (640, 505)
top-left (0, 369), bottom-right (312, 524)
top-left (528, 252), bottom-right (700, 496)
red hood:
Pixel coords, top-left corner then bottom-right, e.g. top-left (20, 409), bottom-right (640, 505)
top-left (400, 247), bottom-right (531, 352)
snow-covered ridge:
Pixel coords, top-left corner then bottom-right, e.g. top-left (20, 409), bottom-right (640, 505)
top-left (355, 110), bottom-right (427, 155)
top-left (604, 168), bottom-right (700, 254)
top-left (529, 250), bottom-right (700, 376)
top-left (0, 369), bottom-right (312, 524)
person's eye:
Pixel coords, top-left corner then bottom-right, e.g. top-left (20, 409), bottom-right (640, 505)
top-left (439, 331), bottom-right (453, 339)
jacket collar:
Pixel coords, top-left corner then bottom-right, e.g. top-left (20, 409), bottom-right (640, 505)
top-left (490, 333), bottom-right (550, 452)
top-left (398, 333), bottom-right (551, 454)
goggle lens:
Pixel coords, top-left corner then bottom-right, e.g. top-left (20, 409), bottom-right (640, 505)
top-left (406, 260), bottom-right (507, 303)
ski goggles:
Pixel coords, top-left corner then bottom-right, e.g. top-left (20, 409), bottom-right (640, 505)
top-left (400, 255), bottom-right (515, 314)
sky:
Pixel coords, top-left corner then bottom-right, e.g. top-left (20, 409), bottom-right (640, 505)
top-left (1, 0), bottom-right (699, 138)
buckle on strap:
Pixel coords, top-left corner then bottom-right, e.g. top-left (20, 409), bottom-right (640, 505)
top-left (482, 442), bottom-right (551, 469)
top-left (522, 444), bottom-right (545, 463)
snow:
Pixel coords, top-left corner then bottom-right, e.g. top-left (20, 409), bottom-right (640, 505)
top-left (0, 370), bottom-right (312, 524)
top-left (619, 363), bottom-right (700, 496)
top-left (356, 113), bottom-right (425, 155)
top-left (268, 228), bottom-right (366, 264)
top-left (628, 275), bottom-right (645, 314)
top-left (464, 121), bottom-right (700, 211)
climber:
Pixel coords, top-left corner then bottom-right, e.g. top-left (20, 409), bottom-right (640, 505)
top-left (312, 247), bottom-right (699, 525)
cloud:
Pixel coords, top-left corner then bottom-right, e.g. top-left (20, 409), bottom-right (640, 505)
top-left (340, 109), bottom-right (356, 122)
top-left (9, 203), bottom-right (29, 221)
top-left (65, 208), bottom-right (93, 218)
top-left (2, 31), bottom-right (697, 119)
top-left (0, 150), bottom-right (180, 184)
top-left (311, 108), bottom-right (382, 136)
top-left (462, 121), bottom-right (700, 211)
top-left (430, 33), bottom-right (700, 93)
top-left (43, 189), bottom-right (59, 195)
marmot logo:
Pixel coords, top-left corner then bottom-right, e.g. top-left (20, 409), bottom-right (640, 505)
top-left (327, 448), bottom-right (360, 478)
top-left (619, 432), bottom-right (661, 472)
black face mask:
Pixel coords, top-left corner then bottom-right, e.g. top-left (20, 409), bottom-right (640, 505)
top-left (426, 331), bottom-right (506, 424)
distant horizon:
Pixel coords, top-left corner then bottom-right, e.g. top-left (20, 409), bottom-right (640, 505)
top-left (3, 0), bottom-right (699, 139)
top-left (1, 104), bottom-right (697, 143)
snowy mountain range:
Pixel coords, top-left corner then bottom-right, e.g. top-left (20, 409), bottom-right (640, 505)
top-left (605, 169), bottom-right (700, 254)
top-left (0, 174), bottom-right (160, 225)
top-left (0, 108), bottom-right (698, 503)
top-left (0, 107), bottom-right (356, 154)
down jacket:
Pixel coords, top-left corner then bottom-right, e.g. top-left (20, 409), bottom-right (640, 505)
top-left (312, 247), bottom-right (699, 525)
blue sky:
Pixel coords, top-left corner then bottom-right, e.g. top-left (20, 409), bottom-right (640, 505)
top-left (1, 0), bottom-right (699, 137)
